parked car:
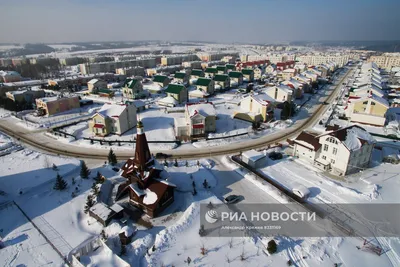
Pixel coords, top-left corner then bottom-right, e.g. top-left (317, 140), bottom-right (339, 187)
top-left (155, 152), bottom-right (171, 159)
top-left (268, 151), bottom-right (283, 160)
top-left (224, 195), bottom-right (241, 204)
top-left (292, 184), bottom-right (310, 200)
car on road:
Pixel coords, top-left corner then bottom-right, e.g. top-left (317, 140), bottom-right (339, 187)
top-left (224, 194), bottom-right (241, 204)
top-left (292, 184), bottom-right (310, 200)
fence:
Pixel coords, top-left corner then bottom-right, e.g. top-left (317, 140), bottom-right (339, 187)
top-left (82, 137), bottom-right (181, 146)
top-left (370, 132), bottom-right (400, 141)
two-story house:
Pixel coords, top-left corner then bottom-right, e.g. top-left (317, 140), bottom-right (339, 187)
top-left (213, 74), bottom-right (230, 91)
top-left (242, 68), bottom-right (254, 82)
top-left (158, 83), bottom-right (188, 107)
top-left (204, 67), bottom-right (217, 78)
top-left (345, 94), bottom-right (389, 126)
top-left (253, 67), bottom-right (263, 80)
top-left (175, 102), bottom-right (217, 138)
top-left (174, 72), bottom-right (189, 85)
top-left (122, 78), bottom-right (145, 99)
top-left (153, 75), bottom-right (170, 88)
top-left (292, 125), bottom-right (375, 176)
top-left (196, 78), bottom-right (215, 95)
top-left (229, 71), bottom-right (244, 87)
top-left (89, 103), bottom-right (137, 136)
top-left (264, 85), bottom-right (293, 103)
top-left (87, 79), bottom-right (107, 93)
top-left (234, 94), bottom-right (275, 123)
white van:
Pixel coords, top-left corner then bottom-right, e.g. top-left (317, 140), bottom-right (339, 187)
top-left (292, 184), bottom-right (310, 200)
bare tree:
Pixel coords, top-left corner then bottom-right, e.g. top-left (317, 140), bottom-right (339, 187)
top-left (200, 242), bottom-right (207, 255)
top-left (225, 253), bottom-right (231, 263)
top-left (229, 238), bottom-right (233, 248)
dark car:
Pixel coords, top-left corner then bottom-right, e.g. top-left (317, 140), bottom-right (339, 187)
top-left (224, 195), bottom-right (241, 204)
top-left (155, 152), bottom-right (171, 159)
top-left (269, 151), bottom-right (283, 160)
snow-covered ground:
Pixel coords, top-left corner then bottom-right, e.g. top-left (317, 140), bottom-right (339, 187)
top-left (0, 149), bottom-right (80, 196)
top-left (0, 202), bottom-right (64, 266)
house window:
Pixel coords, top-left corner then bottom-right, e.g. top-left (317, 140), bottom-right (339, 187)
top-left (323, 144), bottom-right (329, 151)
top-left (371, 102), bottom-right (376, 105)
top-left (362, 101), bottom-right (368, 105)
top-left (333, 148), bottom-right (337, 155)
top-left (331, 159), bottom-right (335, 164)
top-left (322, 155), bottom-right (326, 160)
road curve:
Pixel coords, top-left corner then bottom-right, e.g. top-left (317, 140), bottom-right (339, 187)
top-left (0, 68), bottom-right (352, 161)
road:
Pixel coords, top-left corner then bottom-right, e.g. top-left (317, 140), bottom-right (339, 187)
top-left (0, 67), bottom-right (353, 161)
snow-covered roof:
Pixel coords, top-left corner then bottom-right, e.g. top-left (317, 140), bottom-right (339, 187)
top-left (88, 79), bottom-right (100, 84)
top-left (187, 102), bottom-right (216, 117)
top-left (89, 202), bottom-right (113, 221)
top-left (158, 96), bottom-right (178, 106)
top-left (242, 149), bottom-right (266, 162)
top-left (342, 127), bottom-right (375, 151)
top-left (251, 94), bottom-right (275, 105)
top-left (120, 226), bottom-right (135, 237)
top-left (98, 103), bottom-right (127, 118)
top-left (143, 188), bottom-right (158, 205)
top-left (110, 203), bottom-right (124, 213)
top-left (155, 178), bottom-right (177, 188)
top-left (189, 89), bottom-right (210, 98)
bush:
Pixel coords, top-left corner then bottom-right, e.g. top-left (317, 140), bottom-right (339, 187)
top-left (267, 240), bottom-right (277, 254)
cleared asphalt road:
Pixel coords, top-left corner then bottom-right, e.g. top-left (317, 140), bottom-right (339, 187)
top-left (0, 67), bottom-right (353, 160)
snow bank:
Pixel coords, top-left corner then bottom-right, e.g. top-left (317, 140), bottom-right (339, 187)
top-left (343, 127), bottom-right (375, 151)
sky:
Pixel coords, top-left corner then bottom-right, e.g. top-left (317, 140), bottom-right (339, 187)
top-left (0, 0), bottom-right (399, 44)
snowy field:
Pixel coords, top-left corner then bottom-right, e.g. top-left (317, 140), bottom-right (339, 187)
top-left (0, 149), bottom-right (80, 196)
top-left (0, 202), bottom-right (64, 266)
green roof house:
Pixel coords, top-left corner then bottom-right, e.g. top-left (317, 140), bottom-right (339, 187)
top-left (196, 78), bottom-right (215, 96)
top-left (241, 68), bottom-right (254, 82)
top-left (226, 64), bottom-right (236, 71)
top-left (228, 71), bottom-right (243, 87)
top-left (123, 78), bottom-right (144, 99)
top-left (163, 83), bottom-right (188, 104)
top-left (153, 75), bottom-right (170, 88)
top-left (213, 74), bottom-right (230, 91)
top-left (204, 67), bottom-right (218, 78)
top-left (216, 65), bottom-right (227, 74)
top-left (174, 72), bottom-right (189, 85)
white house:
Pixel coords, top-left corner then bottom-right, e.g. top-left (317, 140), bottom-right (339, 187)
top-left (234, 94), bottom-right (275, 123)
top-left (292, 125), bottom-right (375, 176)
top-left (175, 102), bottom-right (217, 138)
top-left (264, 85), bottom-right (293, 103)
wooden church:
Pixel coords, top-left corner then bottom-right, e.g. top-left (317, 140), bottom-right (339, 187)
top-left (117, 121), bottom-right (176, 218)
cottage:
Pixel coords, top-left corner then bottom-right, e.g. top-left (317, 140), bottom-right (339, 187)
top-left (241, 68), bottom-right (254, 82)
top-left (175, 102), bottom-right (217, 138)
top-left (281, 79), bottom-right (304, 99)
top-left (196, 78), bottom-right (215, 95)
top-left (117, 121), bottom-right (176, 218)
top-left (242, 150), bottom-right (267, 169)
top-left (89, 103), bottom-right (137, 136)
top-left (226, 64), bottom-right (236, 72)
top-left (265, 64), bottom-right (276, 74)
top-left (204, 67), bottom-right (218, 78)
top-left (87, 79), bottom-right (107, 93)
top-left (213, 74), bottom-right (230, 91)
top-left (345, 94), bottom-right (389, 126)
top-left (153, 75), bottom-right (170, 88)
top-left (234, 94), bottom-right (275, 123)
top-left (253, 67), bottom-right (263, 80)
top-left (122, 78), bottom-right (145, 99)
top-left (280, 68), bottom-right (297, 81)
top-left (216, 65), bottom-right (227, 74)
top-left (264, 85), bottom-right (293, 103)
top-left (174, 71), bottom-right (189, 85)
top-left (293, 125), bottom-right (375, 176)
top-left (158, 84), bottom-right (188, 107)
top-left (88, 202), bottom-right (124, 226)
top-left (229, 71), bottom-right (243, 87)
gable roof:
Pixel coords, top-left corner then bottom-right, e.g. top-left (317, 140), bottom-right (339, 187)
top-left (294, 131), bottom-right (321, 151)
top-left (124, 78), bottom-right (139, 88)
top-left (214, 74), bottom-right (229, 82)
top-left (205, 67), bottom-right (218, 73)
top-left (186, 102), bottom-right (217, 117)
top-left (319, 125), bottom-right (375, 151)
top-left (226, 64), bottom-right (236, 70)
top-left (242, 68), bottom-right (254, 75)
top-left (251, 94), bottom-right (275, 105)
top-left (196, 77), bottom-right (212, 86)
top-left (216, 66), bottom-right (226, 71)
top-left (229, 71), bottom-right (243, 78)
top-left (97, 103), bottom-right (127, 118)
top-left (153, 75), bottom-right (169, 83)
top-left (165, 83), bottom-right (186, 94)
top-left (190, 69), bottom-right (204, 76)
top-left (174, 72), bottom-right (187, 79)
